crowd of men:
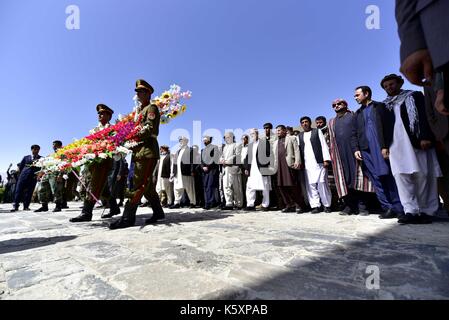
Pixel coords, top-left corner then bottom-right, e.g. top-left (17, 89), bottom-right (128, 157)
top-left (6, 72), bottom-right (449, 228)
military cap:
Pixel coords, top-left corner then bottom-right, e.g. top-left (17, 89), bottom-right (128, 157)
top-left (96, 104), bottom-right (114, 115)
top-left (380, 74), bottom-right (404, 89)
top-left (135, 79), bottom-right (155, 94)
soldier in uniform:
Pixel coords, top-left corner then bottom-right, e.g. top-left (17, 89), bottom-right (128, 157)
top-left (70, 104), bottom-right (117, 222)
top-left (35, 140), bottom-right (66, 212)
top-left (109, 79), bottom-right (165, 229)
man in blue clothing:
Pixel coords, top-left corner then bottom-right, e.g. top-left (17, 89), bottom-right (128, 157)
top-left (11, 145), bottom-right (42, 212)
top-left (351, 86), bottom-right (404, 218)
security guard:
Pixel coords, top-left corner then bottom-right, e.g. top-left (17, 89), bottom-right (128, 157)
top-left (70, 104), bottom-right (117, 222)
top-left (109, 79), bottom-right (164, 229)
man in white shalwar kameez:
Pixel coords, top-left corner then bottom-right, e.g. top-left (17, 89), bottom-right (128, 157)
top-left (243, 129), bottom-right (273, 211)
top-left (170, 137), bottom-right (196, 208)
top-left (298, 117), bottom-right (332, 213)
top-left (220, 132), bottom-right (243, 209)
top-left (381, 74), bottom-right (442, 224)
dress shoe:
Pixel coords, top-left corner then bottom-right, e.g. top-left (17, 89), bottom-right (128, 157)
top-left (10, 208), bottom-right (18, 212)
top-left (34, 204), bottom-right (49, 212)
top-left (339, 206), bottom-right (359, 216)
top-left (169, 204), bottom-right (180, 209)
top-left (310, 207), bottom-right (321, 214)
top-left (296, 208), bottom-right (306, 214)
top-left (108, 218), bottom-right (134, 230)
top-left (245, 206), bottom-right (256, 211)
top-left (282, 207), bottom-right (296, 213)
top-left (190, 204), bottom-right (197, 209)
top-left (418, 213), bottom-right (433, 224)
top-left (398, 213), bottom-right (421, 224)
top-left (23, 207), bottom-right (30, 211)
top-left (379, 209), bottom-right (398, 219)
top-left (260, 206), bottom-right (270, 212)
top-left (222, 206), bottom-right (234, 210)
top-left (69, 213), bottom-right (92, 222)
top-left (324, 207), bottom-right (332, 213)
top-left (144, 214), bottom-right (166, 225)
top-left (53, 206), bottom-right (62, 213)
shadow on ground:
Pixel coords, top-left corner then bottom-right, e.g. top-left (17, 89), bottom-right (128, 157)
top-left (0, 236), bottom-right (77, 255)
top-left (207, 213), bottom-right (449, 300)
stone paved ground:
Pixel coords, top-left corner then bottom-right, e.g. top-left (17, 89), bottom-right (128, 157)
top-left (1, 202), bottom-right (449, 300)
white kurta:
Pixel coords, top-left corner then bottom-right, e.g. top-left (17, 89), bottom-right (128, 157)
top-left (247, 141), bottom-right (271, 191)
top-left (173, 146), bottom-right (196, 205)
top-left (390, 104), bottom-right (442, 215)
top-left (303, 130), bottom-right (330, 184)
top-left (174, 147), bottom-right (187, 190)
top-left (390, 105), bottom-right (442, 178)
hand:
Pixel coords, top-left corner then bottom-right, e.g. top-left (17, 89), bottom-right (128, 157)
top-left (323, 161), bottom-right (330, 168)
top-left (400, 49), bottom-right (434, 86)
top-left (354, 151), bottom-right (363, 161)
top-left (381, 148), bottom-right (389, 160)
top-left (420, 140), bottom-right (432, 150)
top-left (435, 89), bottom-right (449, 116)
top-left (244, 170), bottom-right (249, 176)
top-left (8, 163), bottom-right (12, 168)
top-left (116, 175), bottom-right (121, 181)
top-left (203, 167), bottom-right (209, 172)
top-left (191, 171), bottom-right (195, 177)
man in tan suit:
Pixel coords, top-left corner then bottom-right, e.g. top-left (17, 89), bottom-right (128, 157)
top-left (273, 125), bottom-right (305, 213)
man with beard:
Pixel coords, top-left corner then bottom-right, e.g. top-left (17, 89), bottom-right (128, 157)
top-left (381, 73), bottom-right (442, 224)
top-left (298, 117), bottom-right (332, 214)
top-left (220, 132), bottom-right (243, 210)
top-left (170, 137), bottom-right (197, 209)
top-left (244, 128), bottom-right (274, 211)
top-left (201, 136), bottom-right (221, 210)
top-left (109, 79), bottom-right (165, 229)
top-left (328, 99), bottom-right (375, 215)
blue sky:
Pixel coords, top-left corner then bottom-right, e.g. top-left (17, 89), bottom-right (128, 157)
top-left (0, 0), bottom-right (417, 174)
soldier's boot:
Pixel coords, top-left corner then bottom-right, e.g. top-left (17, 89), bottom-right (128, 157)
top-left (34, 203), bottom-right (49, 212)
top-left (101, 198), bottom-right (121, 219)
top-left (109, 202), bottom-right (137, 230)
top-left (61, 201), bottom-right (69, 209)
top-left (69, 201), bottom-right (94, 222)
top-left (53, 202), bottom-right (62, 212)
top-left (144, 197), bottom-right (166, 225)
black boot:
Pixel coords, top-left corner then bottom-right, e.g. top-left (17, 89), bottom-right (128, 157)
top-left (34, 203), bottom-right (49, 212)
top-left (53, 202), bottom-right (62, 212)
top-left (70, 201), bottom-right (94, 222)
top-left (109, 202), bottom-right (137, 229)
top-left (61, 201), bottom-right (69, 209)
top-left (145, 198), bottom-right (165, 225)
top-left (101, 198), bottom-right (121, 219)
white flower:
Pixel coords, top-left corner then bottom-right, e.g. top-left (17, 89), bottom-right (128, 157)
top-left (85, 153), bottom-right (96, 160)
top-left (63, 174), bottom-right (69, 180)
top-left (98, 153), bottom-right (108, 159)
